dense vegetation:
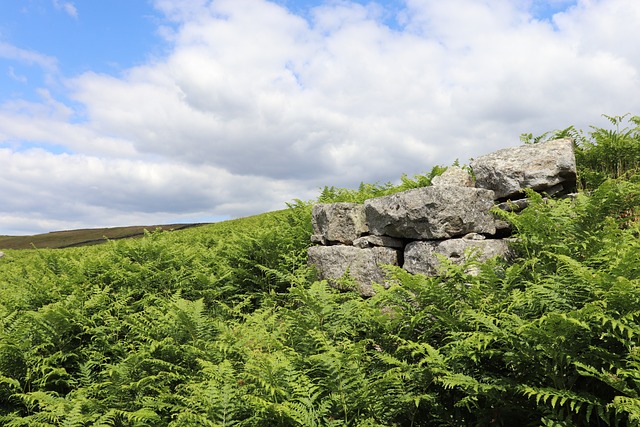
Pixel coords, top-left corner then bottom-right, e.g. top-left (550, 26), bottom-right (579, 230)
top-left (0, 115), bottom-right (639, 426)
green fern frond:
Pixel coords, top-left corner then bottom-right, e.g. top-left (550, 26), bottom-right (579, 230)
top-left (519, 385), bottom-right (602, 421)
top-left (608, 395), bottom-right (640, 423)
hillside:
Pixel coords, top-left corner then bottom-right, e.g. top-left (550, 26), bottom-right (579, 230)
top-left (0, 210), bottom-right (296, 250)
top-left (0, 116), bottom-right (638, 426)
top-left (0, 223), bottom-right (209, 250)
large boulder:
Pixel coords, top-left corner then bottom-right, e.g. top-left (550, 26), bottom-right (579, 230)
top-left (364, 186), bottom-right (497, 240)
top-left (311, 203), bottom-right (367, 245)
top-left (471, 138), bottom-right (577, 200)
top-left (308, 245), bottom-right (400, 296)
top-left (403, 237), bottom-right (512, 276)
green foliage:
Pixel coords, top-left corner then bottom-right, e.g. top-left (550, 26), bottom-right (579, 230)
top-left (0, 117), bottom-right (639, 425)
top-left (521, 113), bottom-right (640, 191)
top-left (317, 165), bottom-right (448, 204)
top-left (577, 114), bottom-right (640, 190)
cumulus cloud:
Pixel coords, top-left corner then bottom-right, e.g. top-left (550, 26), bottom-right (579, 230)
top-left (1, 0), bottom-right (640, 234)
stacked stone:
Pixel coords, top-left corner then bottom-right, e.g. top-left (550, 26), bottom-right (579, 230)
top-left (308, 138), bottom-right (577, 296)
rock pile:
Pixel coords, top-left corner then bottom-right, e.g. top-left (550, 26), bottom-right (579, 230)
top-left (308, 138), bottom-right (576, 296)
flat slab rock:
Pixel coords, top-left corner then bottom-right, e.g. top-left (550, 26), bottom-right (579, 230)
top-left (308, 245), bottom-right (399, 296)
top-left (403, 238), bottom-right (513, 276)
top-left (471, 138), bottom-right (577, 200)
top-left (364, 185), bottom-right (497, 240)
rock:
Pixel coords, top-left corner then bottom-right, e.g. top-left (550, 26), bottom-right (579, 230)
top-left (471, 138), bottom-right (577, 200)
top-left (311, 203), bottom-right (368, 245)
top-left (494, 219), bottom-right (512, 235)
top-left (353, 235), bottom-right (405, 249)
top-left (0, 251), bottom-right (4, 258)
top-left (310, 234), bottom-right (327, 245)
top-left (403, 238), bottom-right (513, 276)
top-left (364, 186), bottom-right (497, 240)
top-left (308, 245), bottom-right (400, 296)
top-left (543, 183), bottom-right (565, 197)
top-left (496, 198), bottom-right (530, 213)
top-left (462, 232), bottom-right (485, 240)
top-left (431, 166), bottom-right (474, 187)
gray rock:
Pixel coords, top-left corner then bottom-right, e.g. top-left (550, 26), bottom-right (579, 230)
top-left (0, 251), bottom-right (4, 258)
top-left (494, 219), bottom-right (512, 234)
top-left (471, 138), bottom-right (577, 200)
top-left (403, 238), bottom-right (512, 276)
top-left (431, 166), bottom-right (474, 187)
top-left (496, 198), bottom-right (530, 213)
top-left (308, 245), bottom-right (400, 296)
top-left (353, 235), bottom-right (405, 249)
top-left (311, 234), bottom-right (327, 245)
top-left (364, 186), bottom-right (497, 240)
top-left (311, 203), bottom-right (368, 245)
top-left (462, 232), bottom-right (485, 240)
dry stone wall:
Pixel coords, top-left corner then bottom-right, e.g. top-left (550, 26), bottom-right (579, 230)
top-left (308, 138), bottom-right (577, 296)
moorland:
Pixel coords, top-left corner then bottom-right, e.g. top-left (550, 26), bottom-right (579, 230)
top-left (0, 114), bottom-right (639, 426)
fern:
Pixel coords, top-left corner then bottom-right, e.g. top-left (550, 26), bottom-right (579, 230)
top-left (519, 385), bottom-right (604, 425)
top-left (609, 395), bottom-right (640, 424)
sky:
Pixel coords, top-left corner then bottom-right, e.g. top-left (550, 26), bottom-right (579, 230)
top-left (0, 0), bottom-right (639, 235)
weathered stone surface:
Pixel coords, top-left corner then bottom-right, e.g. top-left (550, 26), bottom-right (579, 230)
top-left (403, 239), bottom-right (512, 276)
top-left (431, 166), bottom-right (474, 187)
top-left (471, 138), bottom-right (577, 200)
top-left (312, 203), bottom-right (367, 245)
top-left (364, 186), bottom-right (497, 240)
top-left (308, 245), bottom-right (400, 296)
top-left (353, 235), bottom-right (405, 249)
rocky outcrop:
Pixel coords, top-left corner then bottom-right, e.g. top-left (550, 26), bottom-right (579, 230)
top-left (307, 245), bottom-right (400, 296)
top-left (470, 138), bottom-right (577, 200)
top-left (308, 138), bottom-right (576, 296)
top-left (403, 237), bottom-right (512, 276)
top-left (364, 186), bottom-right (497, 240)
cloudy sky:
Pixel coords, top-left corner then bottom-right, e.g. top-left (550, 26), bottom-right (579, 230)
top-left (1, 0), bottom-right (638, 235)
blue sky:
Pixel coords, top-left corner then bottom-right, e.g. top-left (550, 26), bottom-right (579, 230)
top-left (0, 1), bottom-right (162, 102)
top-left (1, 0), bottom-right (639, 235)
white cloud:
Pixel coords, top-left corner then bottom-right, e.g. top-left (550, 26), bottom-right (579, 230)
top-left (52, 0), bottom-right (78, 18)
top-left (0, 147), bottom-right (308, 235)
top-left (1, 0), bottom-right (640, 234)
top-left (0, 42), bottom-right (58, 72)
top-left (7, 66), bottom-right (28, 83)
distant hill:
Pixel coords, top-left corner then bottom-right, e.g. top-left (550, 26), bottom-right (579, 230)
top-left (0, 223), bottom-right (209, 250)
